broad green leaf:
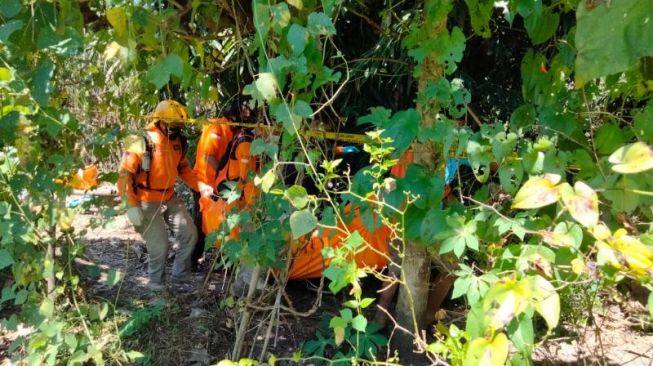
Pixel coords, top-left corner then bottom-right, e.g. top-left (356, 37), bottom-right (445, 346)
top-left (285, 185), bottom-right (309, 209)
top-left (559, 182), bottom-right (599, 227)
top-left (633, 102), bottom-right (653, 144)
top-left (512, 174), bottom-right (561, 209)
top-left (530, 275), bottom-right (560, 330)
top-left (507, 314), bottom-right (534, 356)
top-left (464, 332), bottom-right (509, 366)
top-left (289, 209), bottom-right (317, 239)
top-left (609, 142), bottom-right (653, 174)
top-left (0, 67), bottom-right (12, 82)
top-left (147, 54), bottom-right (184, 89)
top-left (0, 0), bottom-right (21, 17)
top-left (307, 12), bottom-right (336, 36)
top-left (648, 292), bottom-right (653, 321)
top-left (252, 3), bottom-right (270, 43)
top-left (344, 231), bottom-right (363, 250)
top-left (595, 122), bottom-right (628, 155)
top-left (250, 138), bottom-right (278, 158)
top-left (31, 60), bottom-right (55, 107)
top-left (0, 19), bottom-right (23, 42)
top-left (272, 102), bottom-right (301, 134)
top-left (360, 298), bottom-right (374, 309)
top-left (351, 314), bottom-right (367, 332)
top-left (106, 6), bottom-right (128, 40)
top-left (452, 277), bottom-right (472, 299)
top-left (293, 100), bottom-right (313, 118)
top-left (288, 0), bottom-right (304, 9)
top-left (575, 0), bottom-right (653, 86)
top-left (523, 7), bottom-right (559, 45)
top-left (287, 24), bottom-right (308, 56)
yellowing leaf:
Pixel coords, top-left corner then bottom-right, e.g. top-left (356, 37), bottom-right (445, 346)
top-left (483, 278), bottom-right (530, 330)
top-left (571, 257), bottom-right (586, 275)
top-left (333, 326), bottom-right (345, 346)
top-left (531, 275), bottom-right (560, 330)
top-left (560, 182), bottom-right (599, 227)
top-left (609, 142), bottom-right (653, 174)
top-left (610, 230), bottom-right (653, 276)
top-left (464, 333), bottom-right (509, 366)
top-left (512, 174), bottom-right (561, 209)
top-left (591, 223), bottom-right (612, 241)
top-left (539, 230), bottom-right (574, 248)
top-left (106, 7), bottom-right (128, 39)
top-left (124, 135), bottom-right (145, 155)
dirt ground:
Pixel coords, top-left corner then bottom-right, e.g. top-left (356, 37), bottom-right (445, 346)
top-left (77, 211), bottom-right (653, 365)
top-left (2, 201), bottom-right (651, 365)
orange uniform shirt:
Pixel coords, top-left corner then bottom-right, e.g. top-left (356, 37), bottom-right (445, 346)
top-left (194, 118), bottom-right (234, 185)
top-left (118, 123), bottom-right (198, 206)
top-left (288, 204), bottom-right (391, 280)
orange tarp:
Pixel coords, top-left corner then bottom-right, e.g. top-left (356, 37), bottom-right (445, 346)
top-left (288, 205), bottom-right (392, 280)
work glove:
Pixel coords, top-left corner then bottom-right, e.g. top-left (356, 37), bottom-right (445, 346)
top-left (126, 206), bottom-right (143, 227)
top-left (198, 181), bottom-right (214, 198)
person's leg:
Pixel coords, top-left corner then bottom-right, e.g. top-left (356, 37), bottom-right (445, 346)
top-left (137, 202), bottom-right (169, 287)
top-left (190, 191), bottom-right (205, 272)
top-left (164, 195), bottom-right (198, 282)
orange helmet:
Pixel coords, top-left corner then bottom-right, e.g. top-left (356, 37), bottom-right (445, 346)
top-left (151, 100), bottom-right (189, 127)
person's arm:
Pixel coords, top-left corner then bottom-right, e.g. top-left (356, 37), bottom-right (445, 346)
top-left (117, 152), bottom-right (141, 207)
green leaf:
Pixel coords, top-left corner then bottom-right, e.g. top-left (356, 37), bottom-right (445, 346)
top-left (344, 231), bottom-right (364, 250)
top-left (507, 314), bottom-right (534, 356)
top-left (452, 276), bottom-right (472, 299)
top-left (293, 100), bottom-right (313, 118)
top-left (39, 298), bottom-right (54, 318)
top-left (575, 0), bottom-right (653, 86)
top-left (285, 185), bottom-right (309, 209)
top-left (510, 104), bottom-right (536, 129)
top-left (0, 0), bottom-right (21, 17)
top-left (289, 209), bottom-right (317, 239)
top-left (360, 298), bottom-right (374, 309)
top-left (351, 314), bottom-right (368, 332)
top-left (244, 73), bottom-right (278, 103)
top-left (272, 102), bottom-right (301, 135)
top-left (107, 269), bottom-right (122, 288)
top-left (531, 275), bottom-right (560, 330)
top-left (250, 138), bottom-right (278, 158)
top-left (0, 19), bottom-right (23, 43)
top-left (0, 112), bottom-right (19, 142)
top-left (287, 24), bottom-right (308, 57)
top-left (648, 292), bottom-right (653, 321)
top-left (633, 102), bottom-right (653, 144)
top-left (523, 7), bottom-right (559, 45)
top-left (106, 6), bottom-right (128, 40)
top-left (147, 54), bottom-right (184, 89)
top-left (31, 60), bottom-right (55, 106)
top-left (270, 3), bottom-right (291, 33)
top-left (307, 12), bottom-right (336, 36)
top-left (595, 122), bottom-right (628, 155)
top-left (255, 169), bottom-right (276, 193)
top-left (464, 0), bottom-right (494, 38)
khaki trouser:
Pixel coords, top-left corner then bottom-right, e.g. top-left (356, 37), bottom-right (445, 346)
top-left (133, 195), bottom-right (198, 285)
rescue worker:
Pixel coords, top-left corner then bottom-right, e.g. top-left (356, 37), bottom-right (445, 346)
top-left (192, 98), bottom-right (258, 266)
top-left (117, 100), bottom-right (213, 291)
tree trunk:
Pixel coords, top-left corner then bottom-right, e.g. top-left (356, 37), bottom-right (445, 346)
top-left (394, 0), bottom-right (448, 363)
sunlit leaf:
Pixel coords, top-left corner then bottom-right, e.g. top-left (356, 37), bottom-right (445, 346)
top-left (464, 332), bottom-right (509, 366)
top-left (512, 174), bottom-right (561, 209)
top-left (285, 185), bottom-right (309, 209)
top-left (608, 142), bottom-right (653, 174)
top-left (560, 182), bottom-right (599, 227)
top-left (530, 275), bottom-right (560, 330)
top-left (106, 6), bottom-right (128, 40)
top-left (289, 209), bottom-right (317, 239)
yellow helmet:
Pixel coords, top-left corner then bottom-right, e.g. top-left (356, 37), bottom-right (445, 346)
top-left (151, 100), bottom-right (189, 127)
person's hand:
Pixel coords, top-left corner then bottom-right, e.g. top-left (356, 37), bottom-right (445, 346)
top-left (198, 181), bottom-right (214, 198)
top-left (126, 206), bottom-right (143, 227)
